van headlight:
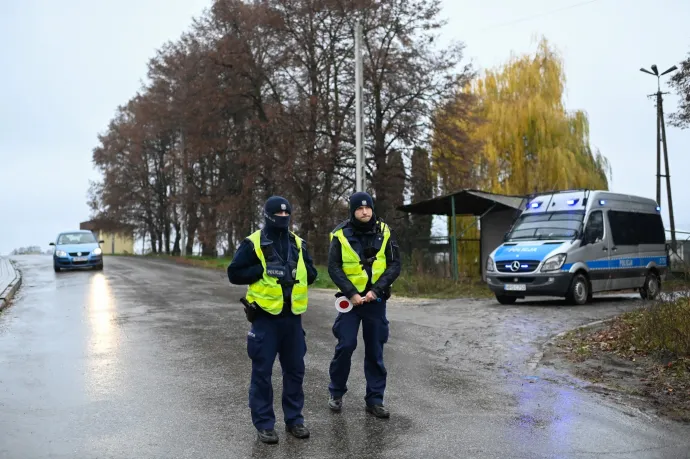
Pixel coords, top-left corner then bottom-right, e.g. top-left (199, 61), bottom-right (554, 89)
top-left (56, 250), bottom-right (68, 257)
top-left (486, 257), bottom-right (495, 272)
top-left (541, 254), bottom-right (566, 272)
top-left (93, 248), bottom-right (102, 256)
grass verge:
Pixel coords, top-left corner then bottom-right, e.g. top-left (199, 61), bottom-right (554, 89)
top-left (124, 253), bottom-right (492, 299)
top-left (548, 292), bottom-right (690, 422)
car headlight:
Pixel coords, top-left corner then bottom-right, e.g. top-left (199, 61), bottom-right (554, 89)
top-left (93, 248), bottom-right (102, 256)
top-left (541, 254), bottom-right (567, 272)
top-left (486, 256), bottom-right (495, 272)
top-left (56, 250), bottom-right (67, 257)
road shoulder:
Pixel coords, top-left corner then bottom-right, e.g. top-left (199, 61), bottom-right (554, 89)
top-left (539, 313), bottom-right (690, 424)
top-left (0, 257), bottom-right (22, 311)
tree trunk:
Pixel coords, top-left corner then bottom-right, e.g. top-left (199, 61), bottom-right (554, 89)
top-left (185, 215), bottom-right (198, 255)
top-left (172, 222), bottom-right (182, 255)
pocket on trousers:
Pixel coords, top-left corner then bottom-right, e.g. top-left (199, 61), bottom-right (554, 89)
top-left (247, 329), bottom-right (264, 360)
top-left (380, 316), bottom-right (390, 344)
top-left (331, 314), bottom-right (342, 340)
top-left (302, 328), bottom-right (307, 357)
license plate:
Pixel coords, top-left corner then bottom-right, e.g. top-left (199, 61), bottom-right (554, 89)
top-left (73, 256), bottom-right (88, 262)
top-left (504, 284), bottom-right (526, 291)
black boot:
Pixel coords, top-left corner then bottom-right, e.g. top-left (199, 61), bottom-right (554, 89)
top-left (256, 429), bottom-right (279, 444)
top-left (286, 423), bottom-right (310, 439)
top-left (366, 404), bottom-right (390, 419)
top-left (328, 396), bottom-right (343, 412)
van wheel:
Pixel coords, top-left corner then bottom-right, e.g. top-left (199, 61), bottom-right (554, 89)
top-left (640, 272), bottom-right (660, 300)
top-left (496, 295), bottom-right (517, 305)
top-left (566, 273), bottom-right (589, 305)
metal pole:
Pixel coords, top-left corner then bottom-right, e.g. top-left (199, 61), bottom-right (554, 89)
top-left (451, 195), bottom-right (458, 282)
top-left (658, 94), bottom-right (677, 252)
top-left (656, 89), bottom-right (661, 205)
top-left (354, 21), bottom-right (363, 192)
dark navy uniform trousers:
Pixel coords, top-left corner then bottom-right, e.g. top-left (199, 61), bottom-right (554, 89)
top-left (328, 300), bottom-right (389, 405)
top-left (247, 312), bottom-right (306, 430)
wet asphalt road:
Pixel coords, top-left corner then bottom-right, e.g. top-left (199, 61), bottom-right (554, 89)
top-left (1, 255), bottom-right (690, 459)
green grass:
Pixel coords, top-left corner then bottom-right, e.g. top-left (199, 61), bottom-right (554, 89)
top-left (559, 292), bottom-right (690, 360)
top-left (128, 253), bottom-right (492, 299)
top-left (632, 296), bottom-right (690, 357)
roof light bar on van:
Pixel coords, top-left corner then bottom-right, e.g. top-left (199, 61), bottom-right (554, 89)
top-left (599, 200), bottom-right (606, 205)
top-left (656, 206), bottom-right (661, 212)
top-left (529, 201), bottom-right (542, 209)
top-left (567, 199), bottom-right (579, 206)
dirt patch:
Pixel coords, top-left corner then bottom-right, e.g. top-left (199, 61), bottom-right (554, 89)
top-left (541, 313), bottom-right (690, 423)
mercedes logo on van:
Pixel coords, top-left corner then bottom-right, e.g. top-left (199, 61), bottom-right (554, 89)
top-left (510, 261), bottom-right (521, 272)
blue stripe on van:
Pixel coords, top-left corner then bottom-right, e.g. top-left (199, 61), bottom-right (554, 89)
top-left (561, 256), bottom-right (667, 272)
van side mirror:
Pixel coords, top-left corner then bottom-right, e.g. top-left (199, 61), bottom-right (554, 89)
top-left (99, 240), bottom-right (105, 244)
top-left (49, 242), bottom-right (55, 246)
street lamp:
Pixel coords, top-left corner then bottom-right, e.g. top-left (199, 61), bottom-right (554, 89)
top-left (640, 63), bottom-right (678, 252)
top-left (640, 64), bottom-right (678, 90)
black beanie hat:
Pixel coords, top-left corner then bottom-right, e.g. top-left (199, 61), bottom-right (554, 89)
top-left (349, 192), bottom-right (374, 214)
top-left (348, 192), bottom-right (376, 231)
top-left (263, 196), bottom-right (291, 230)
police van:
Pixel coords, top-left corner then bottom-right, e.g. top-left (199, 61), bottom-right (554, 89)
top-left (485, 190), bottom-right (668, 305)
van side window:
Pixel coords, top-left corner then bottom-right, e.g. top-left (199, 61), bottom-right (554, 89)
top-left (608, 211), bottom-right (636, 245)
top-left (585, 211), bottom-right (604, 242)
top-left (608, 210), bottom-right (665, 245)
top-left (638, 213), bottom-right (666, 244)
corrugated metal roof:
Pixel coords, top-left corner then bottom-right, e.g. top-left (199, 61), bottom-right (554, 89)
top-left (397, 189), bottom-right (526, 216)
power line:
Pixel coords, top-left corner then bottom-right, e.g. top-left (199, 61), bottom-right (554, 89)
top-left (478, 0), bottom-right (605, 32)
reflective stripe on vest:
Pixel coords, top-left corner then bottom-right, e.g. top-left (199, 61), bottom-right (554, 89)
top-left (330, 221), bottom-right (390, 293)
top-left (245, 230), bottom-right (309, 315)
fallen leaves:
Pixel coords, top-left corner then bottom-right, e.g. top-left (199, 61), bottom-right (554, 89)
top-left (554, 311), bottom-right (690, 420)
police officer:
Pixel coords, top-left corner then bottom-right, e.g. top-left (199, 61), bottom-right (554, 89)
top-left (227, 196), bottom-right (318, 444)
top-left (326, 191), bottom-right (401, 418)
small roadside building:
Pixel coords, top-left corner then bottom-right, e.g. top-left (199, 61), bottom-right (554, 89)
top-left (79, 220), bottom-right (135, 255)
top-left (397, 189), bottom-right (525, 281)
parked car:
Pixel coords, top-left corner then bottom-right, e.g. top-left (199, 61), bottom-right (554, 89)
top-left (485, 189), bottom-right (668, 305)
top-left (50, 230), bottom-right (105, 272)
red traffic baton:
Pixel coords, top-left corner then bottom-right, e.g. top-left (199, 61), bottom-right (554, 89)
top-left (334, 297), bottom-right (353, 313)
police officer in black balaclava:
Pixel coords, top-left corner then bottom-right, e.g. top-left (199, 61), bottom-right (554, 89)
top-left (228, 196), bottom-right (318, 444)
top-left (325, 191), bottom-right (401, 418)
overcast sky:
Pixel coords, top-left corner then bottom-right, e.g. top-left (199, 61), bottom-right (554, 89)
top-left (1, 0), bottom-right (689, 255)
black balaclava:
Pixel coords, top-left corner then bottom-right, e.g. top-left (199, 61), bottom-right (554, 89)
top-left (263, 196), bottom-right (291, 261)
top-left (349, 191), bottom-right (377, 233)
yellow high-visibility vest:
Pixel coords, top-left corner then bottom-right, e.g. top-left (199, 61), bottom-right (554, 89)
top-left (245, 230), bottom-right (308, 315)
top-left (330, 220), bottom-right (390, 292)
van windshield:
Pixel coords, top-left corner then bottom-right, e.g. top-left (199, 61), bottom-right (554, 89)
top-left (506, 211), bottom-right (585, 241)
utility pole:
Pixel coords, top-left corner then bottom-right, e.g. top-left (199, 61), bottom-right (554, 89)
top-left (658, 90), bottom-right (677, 252)
top-left (354, 21), bottom-right (364, 192)
top-left (655, 93), bottom-right (661, 205)
top-left (179, 129), bottom-right (187, 256)
top-left (641, 64), bottom-right (679, 252)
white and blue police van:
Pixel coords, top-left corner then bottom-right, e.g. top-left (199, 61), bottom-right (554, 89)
top-left (485, 189), bottom-right (668, 305)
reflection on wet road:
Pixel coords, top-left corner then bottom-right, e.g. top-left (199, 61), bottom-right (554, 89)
top-left (1, 255), bottom-right (689, 458)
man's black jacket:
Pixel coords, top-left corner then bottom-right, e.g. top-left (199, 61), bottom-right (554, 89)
top-left (327, 219), bottom-right (401, 300)
top-left (227, 230), bottom-right (318, 314)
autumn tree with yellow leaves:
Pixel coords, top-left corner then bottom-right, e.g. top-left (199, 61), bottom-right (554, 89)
top-left (433, 37), bottom-right (611, 196)
top-left (430, 37), bottom-right (612, 278)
